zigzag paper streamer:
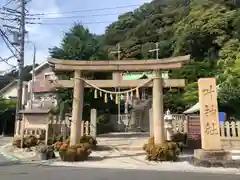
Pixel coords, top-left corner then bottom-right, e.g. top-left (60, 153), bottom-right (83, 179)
top-left (115, 94), bottom-right (118, 104)
top-left (94, 89), bottom-right (98, 98)
top-left (104, 93), bottom-right (108, 103)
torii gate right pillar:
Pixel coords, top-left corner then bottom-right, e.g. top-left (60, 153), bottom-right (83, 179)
top-left (152, 70), bottom-right (165, 144)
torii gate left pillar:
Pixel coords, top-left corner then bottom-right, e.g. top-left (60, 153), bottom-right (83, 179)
top-left (70, 71), bottom-right (84, 145)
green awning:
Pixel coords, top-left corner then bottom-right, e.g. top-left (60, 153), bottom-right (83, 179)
top-left (123, 72), bottom-right (152, 80)
top-left (123, 71), bottom-right (169, 80)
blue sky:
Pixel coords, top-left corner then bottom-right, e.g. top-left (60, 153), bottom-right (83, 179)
top-left (0, 0), bottom-right (151, 72)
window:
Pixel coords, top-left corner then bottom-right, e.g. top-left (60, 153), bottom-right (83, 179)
top-left (44, 72), bottom-right (56, 81)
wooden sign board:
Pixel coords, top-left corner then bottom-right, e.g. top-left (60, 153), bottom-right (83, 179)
top-left (198, 78), bottom-right (221, 150)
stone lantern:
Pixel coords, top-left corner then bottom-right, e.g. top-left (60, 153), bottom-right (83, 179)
top-left (164, 109), bottom-right (174, 141)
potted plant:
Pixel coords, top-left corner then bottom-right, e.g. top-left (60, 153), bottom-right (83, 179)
top-left (37, 145), bottom-right (56, 160)
top-left (37, 145), bottom-right (48, 160)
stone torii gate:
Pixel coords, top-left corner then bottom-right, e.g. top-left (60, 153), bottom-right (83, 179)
top-left (48, 55), bottom-right (190, 145)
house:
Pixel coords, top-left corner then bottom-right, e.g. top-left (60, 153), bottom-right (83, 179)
top-left (0, 80), bottom-right (28, 105)
top-left (28, 61), bottom-right (57, 107)
top-left (16, 61), bottom-right (59, 137)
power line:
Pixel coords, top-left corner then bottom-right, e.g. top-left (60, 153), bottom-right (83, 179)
top-left (27, 21), bottom-right (113, 26)
top-left (0, 56), bottom-right (16, 67)
top-left (3, 0), bottom-right (16, 7)
top-left (1, 0), bottom-right (29, 139)
top-left (28, 4), bottom-right (140, 16)
top-left (0, 28), bottom-right (19, 58)
top-left (25, 12), bottom-right (121, 20)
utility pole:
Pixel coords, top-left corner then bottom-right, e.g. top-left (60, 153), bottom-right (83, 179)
top-left (149, 42), bottom-right (169, 79)
top-left (110, 43), bottom-right (121, 129)
top-left (27, 41), bottom-right (36, 108)
top-left (17, 0), bottom-right (26, 148)
top-left (15, 0), bottom-right (26, 120)
top-left (149, 42), bottom-right (159, 60)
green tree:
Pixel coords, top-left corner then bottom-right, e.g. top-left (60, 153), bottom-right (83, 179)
top-left (49, 24), bottom-right (109, 120)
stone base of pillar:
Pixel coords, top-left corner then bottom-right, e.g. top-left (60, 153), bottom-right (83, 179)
top-left (191, 149), bottom-right (240, 168)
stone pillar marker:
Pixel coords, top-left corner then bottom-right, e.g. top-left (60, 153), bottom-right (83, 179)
top-left (198, 78), bottom-right (221, 150)
top-left (194, 78), bottom-right (232, 166)
top-left (90, 109), bottom-right (97, 138)
top-left (152, 70), bottom-right (165, 144)
top-left (70, 70), bottom-right (84, 145)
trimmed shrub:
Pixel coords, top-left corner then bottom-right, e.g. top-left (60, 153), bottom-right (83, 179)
top-left (24, 135), bottom-right (38, 148)
top-left (12, 135), bottom-right (38, 148)
top-left (59, 143), bottom-right (92, 162)
top-left (80, 135), bottom-right (97, 149)
top-left (65, 135), bottom-right (97, 149)
top-left (143, 137), bottom-right (180, 161)
top-left (65, 136), bottom-right (70, 144)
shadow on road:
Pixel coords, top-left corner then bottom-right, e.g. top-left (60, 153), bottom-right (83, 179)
top-left (89, 152), bottom-right (145, 161)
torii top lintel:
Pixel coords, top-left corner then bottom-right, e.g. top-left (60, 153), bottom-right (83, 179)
top-left (48, 55), bottom-right (190, 72)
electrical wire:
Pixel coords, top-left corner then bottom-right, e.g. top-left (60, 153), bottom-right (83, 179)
top-left (26, 21), bottom-right (113, 26)
top-left (3, 0), bottom-right (16, 8)
top-left (25, 12), bottom-right (122, 20)
top-left (0, 56), bottom-right (16, 67)
top-left (0, 28), bottom-right (19, 58)
top-left (28, 4), bottom-right (141, 16)
top-left (0, 55), bottom-right (14, 62)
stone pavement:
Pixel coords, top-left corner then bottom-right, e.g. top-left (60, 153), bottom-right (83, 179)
top-left (41, 150), bottom-right (240, 175)
top-left (97, 132), bottom-right (149, 150)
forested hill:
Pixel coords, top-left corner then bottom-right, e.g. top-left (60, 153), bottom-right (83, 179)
top-left (103, 0), bottom-right (240, 116)
top-left (50, 0), bottom-right (240, 118)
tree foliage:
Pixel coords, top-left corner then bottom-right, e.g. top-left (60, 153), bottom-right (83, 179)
top-left (50, 0), bottom-right (240, 117)
top-left (0, 96), bottom-right (16, 114)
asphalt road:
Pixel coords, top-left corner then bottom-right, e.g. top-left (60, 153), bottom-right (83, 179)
top-left (0, 137), bottom-right (12, 164)
top-left (0, 164), bottom-right (239, 180)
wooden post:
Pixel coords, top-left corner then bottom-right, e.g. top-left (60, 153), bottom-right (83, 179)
top-left (183, 115), bottom-right (189, 134)
top-left (149, 108), bottom-right (153, 136)
top-left (152, 70), bottom-right (165, 144)
top-left (70, 71), bottom-right (84, 145)
top-left (90, 109), bottom-right (97, 138)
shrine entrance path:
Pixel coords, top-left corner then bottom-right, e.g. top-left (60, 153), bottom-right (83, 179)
top-left (97, 132), bottom-right (149, 151)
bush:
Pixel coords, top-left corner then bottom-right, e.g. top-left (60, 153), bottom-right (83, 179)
top-left (65, 136), bottom-right (70, 144)
top-left (80, 135), bottom-right (97, 149)
top-left (65, 135), bottom-right (97, 149)
top-left (143, 137), bottom-right (180, 161)
top-left (59, 143), bottom-right (92, 162)
top-left (171, 132), bottom-right (188, 152)
top-left (12, 135), bottom-right (38, 148)
top-left (54, 141), bottom-right (64, 151)
top-left (24, 135), bottom-right (38, 148)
